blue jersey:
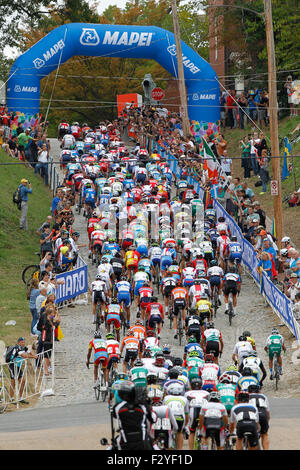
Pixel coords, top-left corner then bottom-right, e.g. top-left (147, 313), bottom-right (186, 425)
top-left (84, 188), bottom-right (96, 201)
top-left (207, 229), bottom-right (219, 242)
top-left (102, 242), bottom-right (120, 255)
top-left (228, 242), bottom-right (242, 260)
top-left (116, 281), bottom-right (131, 293)
top-left (237, 376), bottom-right (259, 391)
top-left (123, 178), bottom-right (135, 190)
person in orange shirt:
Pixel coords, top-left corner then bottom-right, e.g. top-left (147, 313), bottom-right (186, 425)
top-left (171, 280), bottom-right (188, 339)
top-left (120, 330), bottom-right (141, 373)
top-left (129, 319), bottom-right (147, 353)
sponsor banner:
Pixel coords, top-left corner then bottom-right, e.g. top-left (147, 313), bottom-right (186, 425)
top-left (55, 261), bottom-right (88, 303)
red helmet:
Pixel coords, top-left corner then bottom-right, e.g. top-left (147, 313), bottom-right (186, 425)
top-left (204, 353), bottom-right (214, 363)
top-left (147, 330), bottom-right (155, 337)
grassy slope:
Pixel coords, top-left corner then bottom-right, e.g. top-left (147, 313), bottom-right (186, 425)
top-left (0, 150), bottom-right (53, 346)
top-left (225, 115), bottom-right (300, 247)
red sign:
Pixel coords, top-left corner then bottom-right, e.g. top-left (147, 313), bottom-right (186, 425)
top-left (271, 180), bottom-right (278, 196)
top-left (151, 87), bottom-right (165, 101)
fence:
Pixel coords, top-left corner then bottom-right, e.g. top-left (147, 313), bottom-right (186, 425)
top-left (47, 156), bottom-right (61, 196)
top-left (147, 137), bottom-right (300, 344)
top-left (0, 331), bottom-right (56, 412)
top-left (55, 255), bottom-right (88, 305)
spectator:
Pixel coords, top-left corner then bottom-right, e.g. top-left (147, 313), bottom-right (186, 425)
top-left (16, 122), bottom-right (23, 136)
top-left (241, 181), bottom-right (254, 201)
top-left (19, 179), bottom-right (32, 231)
top-left (37, 306), bottom-right (60, 376)
top-left (8, 337), bottom-right (38, 404)
top-left (285, 273), bottom-right (300, 302)
top-left (258, 252), bottom-right (273, 279)
top-left (226, 90), bottom-right (235, 129)
top-left (237, 92), bottom-right (248, 130)
top-left (35, 143), bottom-right (49, 185)
top-left (37, 216), bottom-right (53, 235)
top-left (257, 149), bottom-right (269, 195)
top-left (253, 201), bottom-right (266, 228)
top-left (40, 252), bottom-right (53, 272)
top-left (220, 150), bottom-right (232, 176)
top-left (17, 128), bottom-right (37, 163)
top-left (257, 90), bottom-right (269, 128)
top-left (39, 223), bottom-right (54, 257)
top-left (240, 136), bottom-right (252, 179)
top-left (284, 75), bottom-right (298, 117)
top-left (292, 293), bottom-right (300, 322)
top-left (28, 278), bottom-right (40, 336)
top-left (216, 134), bottom-right (227, 159)
top-left (36, 287), bottom-right (47, 317)
top-left (249, 132), bottom-right (260, 176)
top-left (7, 135), bottom-right (19, 159)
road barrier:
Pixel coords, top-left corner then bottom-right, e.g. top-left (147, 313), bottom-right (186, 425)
top-left (55, 256), bottom-right (88, 304)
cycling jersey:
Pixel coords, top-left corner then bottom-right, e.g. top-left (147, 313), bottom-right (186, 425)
top-left (88, 338), bottom-right (108, 367)
top-left (130, 366), bottom-right (148, 388)
top-left (216, 383), bottom-right (237, 412)
top-left (265, 334), bottom-right (284, 358)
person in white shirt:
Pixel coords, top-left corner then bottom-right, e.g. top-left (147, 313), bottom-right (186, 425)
top-left (35, 143), bottom-right (49, 184)
top-left (62, 133), bottom-right (76, 149)
top-left (220, 150), bottom-right (232, 176)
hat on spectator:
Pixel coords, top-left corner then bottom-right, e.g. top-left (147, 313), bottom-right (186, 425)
top-left (290, 273), bottom-right (298, 278)
top-left (253, 201), bottom-right (260, 206)
top-left (21, 178), bottom-right (28, 183)
top-left (17, 337), bottom-right (25, 342)
top-left (259, 230), bottom-right (267, 236)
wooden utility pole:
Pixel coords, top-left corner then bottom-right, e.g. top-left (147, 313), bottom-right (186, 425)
top-left (264, 0), bottom-right (283, 243)
top-left (171, 0), bottom-right (190, 137)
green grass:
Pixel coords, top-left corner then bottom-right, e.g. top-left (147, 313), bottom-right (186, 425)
top-left (0, 150), bottom-right (53, 346)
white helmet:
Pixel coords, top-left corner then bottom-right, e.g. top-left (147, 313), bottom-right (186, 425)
top-left (281, 236), bottom-right (291, 244)
top-left (280, 248), bottom-right (288, 257)
top-left (166, 382), bottom-right (184, 396)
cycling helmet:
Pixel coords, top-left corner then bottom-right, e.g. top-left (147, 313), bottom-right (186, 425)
top-left (280, 248), bottom-right (288, 257)
top-left (134, 358), bottom-right (144, 367)
top-left (204, 353), bottom-right (214, 363)
top-left (281, 236), bottom-right (291, 244)
top-left (206, 321), bottom-right (214, 329)
top-left (237, 391), bottom-right (249, 402)
top-left (242, 367), bottom-right (253, 377)
top-left (151, 296), bottom-right (158, 303)
top-left (95, 274), bottom-right (102, 280)
top-left (188, 350), bottom-right (200, 358)
top-left (207, 391), bottom-right (221, 402)
top-left (155, 353), bottom-right (165, 366)
top-left (147, 371), bottom-right (158, 384)
top-left (94, 330), bottom-right (101, 338)
top-left (243, 330), bottom-right (251, 338)
top-left (173, 357), bottom-right (183, 367)
top-left (248, 384), bottom-right (260, 394)
top-left (92, 211), bottom-right (97, 217)
top-left (219, 373), bottom-right (232, 384)
top-left (166, 383), bottom-right (184, 396)
top-left (190, 377), bottom-right (202, 390)
top-left (176, 278), bottom-right (182, 286)
top-left (147, 330), bottom-right (155, 337)
top-left (118, 380), bottom-right (136, 403)
top-left (106, 333), bottom-right (115, 340)
top-left (121, 274), bottom-right (128, 281)
top-left (226, 365), bottom-right (238, 372)
top-left (189, 308), bottom-right (197, 316)
top-left (134, 319), bottom-right (143, 325)
top-left (168, 368), bottom-right (180, 379)
top-left (239, 335), bottom-right (247, 342)
top-left (198, 271), bottom-right (206, 278)
top-left (271, 327), bottom-right (279, 335)
top-left (116, 373), bottom-right (128, 381)
top-left (188, 336), bottom-right (197, 344)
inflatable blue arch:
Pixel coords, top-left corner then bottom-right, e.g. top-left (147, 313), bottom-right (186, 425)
top-left (7, 23), bottom-right (220, 123)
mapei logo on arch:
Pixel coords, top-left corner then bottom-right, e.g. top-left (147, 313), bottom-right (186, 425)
top-left (80, 27), bottom-right (153, 47)
top-left (33, 39), bottom-right (65, 69)
top-left (14, 84), bottom-right (38, 93)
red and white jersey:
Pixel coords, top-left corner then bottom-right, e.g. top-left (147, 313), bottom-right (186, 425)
top-left (143, 337), bottom-right (159, 350)
top-left (121, 229), bottom-right (134, 240)
top-left (217, 235), bottom-right (230, 257)
top-left (138, 286), bottom-right (153, 299)
top-left (146, 302), bottom-right (164, 317)
top-left (216, 222), bottom-right (229, 235)
top-left (201, 363), bottom-right (220, 383)
top-left (189, 284), bottom-right (205, 301)
top-left (106, 340), bottom-right (120, 357)
top-left (91, 230), bottom-right (105, 241)
top-left (192, 258), bottom-right (208, 273)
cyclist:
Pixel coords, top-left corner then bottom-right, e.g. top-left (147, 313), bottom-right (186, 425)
top-left (162, 382), bottom-right (189, 450)
top-left (143, 330), bottom-right (160, 352)
top-left (129, 358), bottom-right (148, 403)
top-left (264, 327), bottom-right (286, 379)
top-left (229, 391), bottom-right (260, 451)
top-left (239, 350), bottom-right (267, 387)
top-left (149, 390), bottom-right (178, 450)
top-left (105, 298), bottom-right (122, 342)
top-left (201, 321), bottom-right (224, 364)
top-left (133, 269), bottom-right (150, 310)
top-left (195, 294), bottom-right (212, 329)
top-left (232, 335), bottom-right (254, 365)
top-left (226, 235), bottom-right (243, 275)
top-left (120, 330), bottom-right (141, 373)
top-left (185, 377), bottom-right (209, 450)
top-left (201, 353), bottom-right (221, 391)
top-left (185, 309), bottom-right (202, 344)
top-left (223, 266), bottom-right (241, 316)
top-left (206, 260), bottom-right (224, 306)
top-left (115, 275), bottom-right (131, 328)
top-left (248, 383), bottom-right (271, 450)
top-left (161, 272), bottom-right (177, 316)
top-left (145, 296), bottom-right (164, 338)
top-left (183, 335), bottom-right (203, 360)
top-left (216, 373), bottom-right (237, 416)
top-left (106, 333), bottom-right (121, 374)
top-left (90, 274), bottom-right (107, 324)
top-left (198, 391), bottom-right (228, 451)
top-left (86, 331), bottom-right (109, 389)
top-left (110, 252), bottom-right (125, 281)
top-left (137, 281), bottom-right (153, 321)
top-left (124, 245), bottom-right (141, 278)
top-left (170, 280), bottom-right (188, 339)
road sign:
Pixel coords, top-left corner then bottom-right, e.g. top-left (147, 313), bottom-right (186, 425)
top-left (271, 180), bottom-right (279, 196)
top-left (151, 87), bottom-right (164, 101)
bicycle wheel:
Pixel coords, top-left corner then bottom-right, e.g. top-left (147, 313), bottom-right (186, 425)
top-left (94, 381), bottom-right (100, 401)
top-left (228, 299), bottom-right (233, 326)
top-left (100, 371), bottom-right (107, 402)
top-left (22, 265), bottom-right (40, 285)
top-left (95, 303), bottom-right (101, 331)
top-left (274, 356), bottom-right (280, 391)
top-left (0, 386), bottom-right (9, 414)
top-left (156, 265), bottom-right (160, 293)
top-left (213, 287), bottom-right (218, 319)
top-left (178, 312), bottom-right (183, 346)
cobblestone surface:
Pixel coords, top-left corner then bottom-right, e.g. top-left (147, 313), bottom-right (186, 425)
top-left (36, 138), bottom-right (300, 410)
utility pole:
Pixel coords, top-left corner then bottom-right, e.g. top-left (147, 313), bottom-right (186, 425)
top-left (264, 0), bottom-right (283, 243)
top-left (171, 0), bottom-right (190, 137)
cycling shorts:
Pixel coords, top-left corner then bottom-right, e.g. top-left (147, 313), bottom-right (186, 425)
top-left (106, 314), bottom-right (121, 329)
top-left (173, 298), bottom-right (186, 315)
top-left (161, 256), bottom-right (173, 271)
top-left (183, 278), bottom-right (194, 288)
top-left (92, 291), bottom-right (106, 304)
top-left (174, 415), bottom-right (185, 433)
top-left (122, 239), bottom-right (134, 250)
top-left (136, 173), bottom-right (146, 183)
top-left (124, 349), bottom-right (138, 363)
top-left (108, 355), bottom-right (120, 370)
top-left (187, 327), bottom-right (201, 343)
top-left (148, 314), bottom-right (163, 328)
top-left (112, 268), bottom-right (122, 281)
top-left (163, 285), bottom-right (174, 297)
top-left (229, 255), bottom-right (242, 264)
top-left (94, 351), bottom-right (109, 368)
top-left (268, 345), bottom-right (282, 359)
top-left (117, 291), bottom-right (131, 308)
top-left (189, 406), bottom-right (202, 433)
top-left (205, 340), bottom-right (220, 358)
top-left (85, 199), bottom-right (95, 208)
top-left (223, 281), bottom-right (238, 296)
top-left (236, 421), bottom-right (259, 447)
top-left (140, 297), bottom-right (152, 309)
top-left (202, 419), bottom-right (224, 447)
top-left (258, 409), bottom-right (269, 435)
top-left (202, 380), bottom-right (217, 391)
top-left (151, 258), bottom-right (160, 266)
top-left (209, 276), bottom-right (221, 287)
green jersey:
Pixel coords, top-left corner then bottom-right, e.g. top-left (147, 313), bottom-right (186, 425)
top-left (216, 383), bottom-right (237, 411)
top-left (130, 366), bottom-right (148, 387)
top-left (186, 357), bottom-right (204, 369)
top-left (266, 334), bottom-right (284, 358)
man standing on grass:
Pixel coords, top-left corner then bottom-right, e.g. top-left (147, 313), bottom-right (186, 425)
top-left (19, 179), bottom-right (32, 230)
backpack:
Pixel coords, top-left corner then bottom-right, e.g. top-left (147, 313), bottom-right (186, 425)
top-left (4, 345), bottom-right (17, 363)
top-left (13, 185), bottom-right (22, 209)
